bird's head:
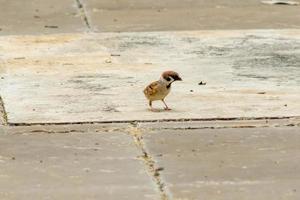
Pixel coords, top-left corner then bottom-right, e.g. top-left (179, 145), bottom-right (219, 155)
top-left (161, 71), bottom-right (182, 84)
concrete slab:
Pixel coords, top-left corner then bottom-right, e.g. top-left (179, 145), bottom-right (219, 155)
top-left (0, 129), bottom-right (158, 200)
top-left (0, 0), bottom-right (86, 35)
top-left (82, 0), bottom-right (300, 32)
top-left (0, 30), bottom-right (299, 123)
top-left (143, 127), bottom-right (300, 200)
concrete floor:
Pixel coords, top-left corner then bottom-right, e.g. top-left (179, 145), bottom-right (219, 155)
top-left (0, 121), bottom-right (300, 200)
top-left (83, 0), bottom-right (300, 31)
top-left (0, 0), bottom-right (300, 35)
top-left (0, 0), bottom-right (300, 199)
top-left (144, 126), bottom-right (300, 200)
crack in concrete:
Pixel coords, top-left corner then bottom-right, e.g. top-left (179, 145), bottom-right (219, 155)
top-left (129, 126), bottom-right (170, 200)
top-left (28, 129), bottom-right (84, 134)
top-left (0, 96), bottom-right (8, 125)
top-left (6, 116), bottom-right (300, 127)
top-left (3, 125), bottom-right (129, 135)
top-left (3, 116), bottom-right (298, 138)
top-left (142, 124), bottom-right (300, 131)
top-left (75, 0), bottom-right (91, 30)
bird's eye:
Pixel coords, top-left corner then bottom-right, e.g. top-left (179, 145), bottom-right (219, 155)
top-left (166, 77), bottom-right (171, 81)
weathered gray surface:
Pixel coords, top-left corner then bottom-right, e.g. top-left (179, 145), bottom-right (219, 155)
top-left (0, 128), bottom-right (158, 200)
top-left (1, 1), bottom-right (300, 200)
top-left (143, 127), bottom-right (300, 200)
top-left (1, 0), bottom-right (300, 35)
top-left (82, 0), bottom-right (300, 32)
top-left (0, 0), bottom-right (86, 35)
top-left (0, 30), bottom-right (299, 123)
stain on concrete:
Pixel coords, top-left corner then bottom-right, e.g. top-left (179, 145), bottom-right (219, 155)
top-left (231, 36), bottom-right (300, 85)
top-left (67, 73), bottom-right (135, 94)
top-left (116, 35), bottom-right (169, 51)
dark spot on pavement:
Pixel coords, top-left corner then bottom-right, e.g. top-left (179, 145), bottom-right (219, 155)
top-left (44, 25), bottom-right (59, 28)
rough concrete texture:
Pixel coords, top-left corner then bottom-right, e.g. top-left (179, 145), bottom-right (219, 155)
top-left (82, 0), bottom-right (300, 32)
top-left (1, 0), bottom-right (300, 35)
top-left (0, 0), bottom-right (86, 35)
top-left (0, 122), bottom-right (299, 200)
top-left (1, 1), bottom-right (300, 200)
top-left (0, 30), bottom-right (299, 123)
top-left (143, 127), bottom-right (300, 200)
top-left (0, 129), bottom-right (158, 200)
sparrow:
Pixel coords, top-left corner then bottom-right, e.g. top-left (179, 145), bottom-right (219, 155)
top-left (143, 71), bottom-right (182, 110)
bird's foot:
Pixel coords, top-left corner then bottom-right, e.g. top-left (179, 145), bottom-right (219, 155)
top-left (164, 107), bottom-right (172, 111)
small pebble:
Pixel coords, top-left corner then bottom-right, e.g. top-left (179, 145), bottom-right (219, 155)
top-left (105, 59), bottom-right (112, 63)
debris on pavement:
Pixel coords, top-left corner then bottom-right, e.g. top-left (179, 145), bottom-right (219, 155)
top-left (198, 81), bottom-right (207, 85)
top-left (44, 25), bottom-right (59, 28)
top-left (105, 58), bottom-right (112, 63)
top-left (257, 92), bottom-right (266, 94)
top-left (261, 0), bottom-right (299, 5)
top-left (156, 167), bottom-right (164, 172)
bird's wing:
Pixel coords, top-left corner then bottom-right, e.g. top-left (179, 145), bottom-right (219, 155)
top-left (144, 81), bottom-right (160, 96)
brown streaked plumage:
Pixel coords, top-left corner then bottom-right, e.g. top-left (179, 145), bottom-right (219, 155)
top-left (143, 71), bottom-right (182, 110)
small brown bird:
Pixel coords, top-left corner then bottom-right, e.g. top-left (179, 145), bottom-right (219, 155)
top-left (143, 71), bottom-right (182, 110)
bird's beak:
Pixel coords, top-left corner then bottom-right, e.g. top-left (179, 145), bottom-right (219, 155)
top-left (177, 76), bottom-right (182, 81)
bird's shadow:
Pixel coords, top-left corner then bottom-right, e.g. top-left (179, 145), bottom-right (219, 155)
top-left (148, 108), bottom-right (172, 112)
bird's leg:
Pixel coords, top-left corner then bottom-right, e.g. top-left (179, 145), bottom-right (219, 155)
top-left (162, 99), bottom-right (171, 110)
top-left (149, 101), bottom-right (154, 111)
